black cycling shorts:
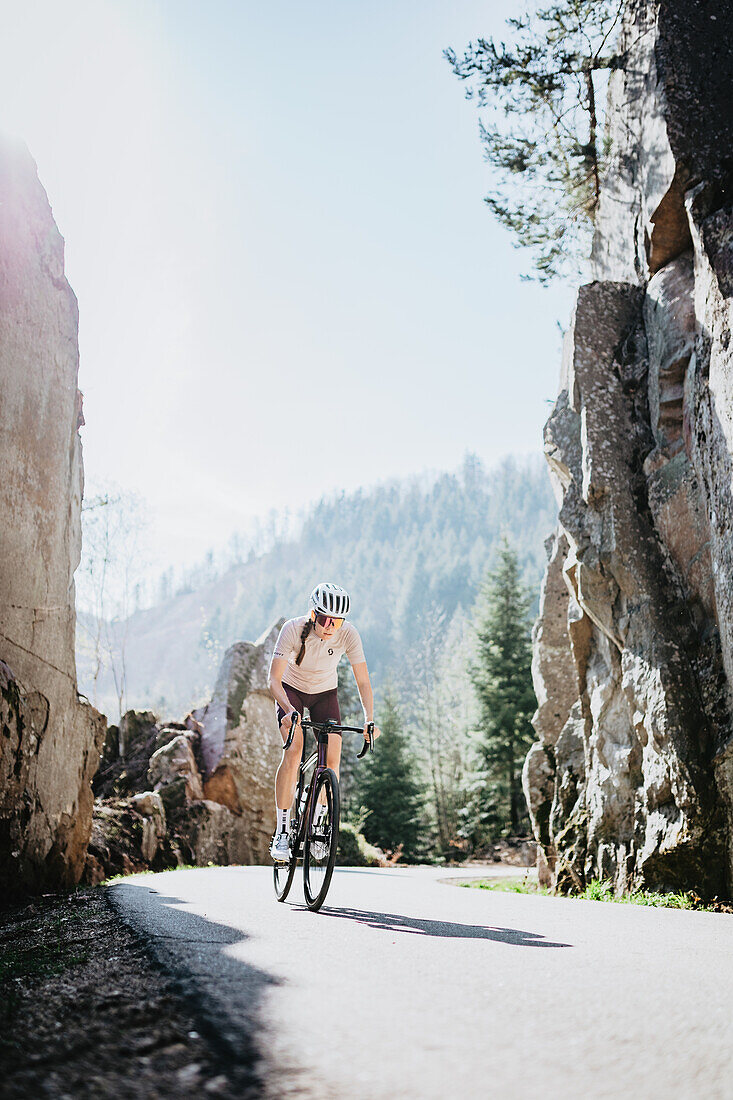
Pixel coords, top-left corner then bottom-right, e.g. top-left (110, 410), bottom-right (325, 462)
top-left (275, 682), bottom-right (341, 731)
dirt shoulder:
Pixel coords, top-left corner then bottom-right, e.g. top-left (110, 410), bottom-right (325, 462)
top-left (0, 887), bottom-right (258, 1099)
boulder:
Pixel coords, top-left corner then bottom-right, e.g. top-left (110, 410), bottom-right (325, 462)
top-left (155, 725), bottom-right (192, 752)
top-left (170, 800), bottom-right (247, 867)
top-left (643, 253), bottom-right (696, 453)
top-left (93, 710), bottom-right (160, 798)
top-left (530, 532), bottom-right (579, 749)
top-left (522, 742), bottom-right (555, 857)
top-left (130, 790), bottom-right (165, 818)
top-left (119, 711), bottom-right (159, 757)
top-left (148, 735), bottom-right (204, 803)
top-left (0, 137), bottom-right (105, 895)
top-left (527, 275), bottom-right (728, 896)
top-left (197, 622), bottom-right (285, 862)
top-left (130, 792), bottom-right (167, 863)
top-left (85, 801), bottom-right (151, 881)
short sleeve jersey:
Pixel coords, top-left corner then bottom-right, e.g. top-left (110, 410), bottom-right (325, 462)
top-left (270, 616), bottom-right (366, 693)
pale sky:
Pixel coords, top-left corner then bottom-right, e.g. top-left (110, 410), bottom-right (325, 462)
top-left (1, 1), bottom-right (573, 574)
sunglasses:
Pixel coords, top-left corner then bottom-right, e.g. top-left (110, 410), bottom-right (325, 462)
top-left (315, 613), bottom-right (344, 629)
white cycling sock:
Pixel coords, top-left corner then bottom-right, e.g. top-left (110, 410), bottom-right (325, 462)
top-left (277, 808), bottom-right (290, 834)
top-left (314, 802), bottom-right (326, 825)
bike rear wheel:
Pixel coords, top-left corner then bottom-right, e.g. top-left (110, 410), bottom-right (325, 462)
top-left (303, 767), bottom-right (340, 911)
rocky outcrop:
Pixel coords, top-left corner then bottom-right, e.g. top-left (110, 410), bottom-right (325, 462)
top-left (87, 623), bottom-right (285, 878)
top-left (85, 708), bottom-right (246, 880)
top-left (0, 135), bottom-right (105, 896)
top-left (148, 734), bottom-right (204, 803)
top-left (195, 621), bottom-right (285, 863)
top-left (525, 0), bottom-right (733, 898)
top-left (93, 711), bottom-right (161, 798)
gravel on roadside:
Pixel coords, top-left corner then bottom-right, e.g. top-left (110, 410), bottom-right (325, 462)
top-left (0, 886), bottom-right (260, 1099)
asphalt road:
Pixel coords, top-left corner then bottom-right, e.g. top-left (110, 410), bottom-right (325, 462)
top-left (111, 865), bottom-right (733, 1099)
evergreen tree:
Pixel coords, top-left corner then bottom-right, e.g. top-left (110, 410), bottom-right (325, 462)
top-left (470, 540), bottom-right (536, 835)
top-left (445, 0), bottom-right (623, 282)
top-left (357, 691), bottom-right (423, 861)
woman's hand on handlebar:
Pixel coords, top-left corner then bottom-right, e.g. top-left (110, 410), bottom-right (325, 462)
top-left (364, 722), bottom-right (381, 742)
top-left (280, 709), bottom-right (301, 746)
top-left (279, 708), bottom-right (298, 732)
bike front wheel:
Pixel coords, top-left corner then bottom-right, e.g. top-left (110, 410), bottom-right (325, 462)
top-left (303, 767), bottom-right (340, 911)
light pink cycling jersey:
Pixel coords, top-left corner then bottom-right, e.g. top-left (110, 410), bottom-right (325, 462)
top-left (270, 616), bottom-right (366, 693)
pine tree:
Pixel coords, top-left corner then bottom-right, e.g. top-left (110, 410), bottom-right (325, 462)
top-left (470, 540), bottom-right (536, 835)
top-left (445, 1), bottom-right (624, 282)
top-left (357, 691), bottom-right (423, 861)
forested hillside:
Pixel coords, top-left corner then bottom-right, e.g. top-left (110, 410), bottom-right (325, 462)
top-left (77, 455), bottom-right (556, 719)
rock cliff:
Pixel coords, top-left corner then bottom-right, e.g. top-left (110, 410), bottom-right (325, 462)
top-left (0, 135), bottom-right (105, 895)
top-left (524, 0), bottom-right (733, 897)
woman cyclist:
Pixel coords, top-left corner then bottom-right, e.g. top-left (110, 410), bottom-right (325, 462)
top-left (267, 582), bottom-right (380, 861)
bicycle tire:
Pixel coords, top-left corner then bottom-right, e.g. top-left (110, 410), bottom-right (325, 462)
top-left (273, 788), bottom-right (301, 902)
top-left (303, 767), bottom-right (340, 911)
top-left (273, 847), bottom-right (297, 902)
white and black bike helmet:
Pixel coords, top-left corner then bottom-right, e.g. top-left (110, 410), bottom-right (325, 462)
top-left (310, 582), bottom-right (350, 619)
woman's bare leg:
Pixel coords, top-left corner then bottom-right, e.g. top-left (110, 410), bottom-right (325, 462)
top-left (318, 734), bottom-right (342, 806)
top-left (327, 733), bottom-right (342, 779)
top-left (275, 716), bottom-right (303, 811)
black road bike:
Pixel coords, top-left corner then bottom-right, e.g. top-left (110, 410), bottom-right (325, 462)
top-left (273, 714), bottom-right (375, 911)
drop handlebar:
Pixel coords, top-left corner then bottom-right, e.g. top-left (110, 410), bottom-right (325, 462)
top-left (282, 713), bottom-right (375, 758)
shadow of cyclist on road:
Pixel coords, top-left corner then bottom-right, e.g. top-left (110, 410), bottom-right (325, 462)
top-left (298, 906), bottom-right (571, 947)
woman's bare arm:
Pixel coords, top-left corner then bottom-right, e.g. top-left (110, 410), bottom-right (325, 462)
top-left (351, 661), bottom-right (381, 738)
top-left (268, 655), bottom-right (297, 717)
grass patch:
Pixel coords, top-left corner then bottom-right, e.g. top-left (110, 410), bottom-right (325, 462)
top-left (462, 876), bottom-right (547, 895)
top-left (462, 876), bottom-right (719, 911)
top-left (577, 879), bottom-right (703, 909)
top-left (102, 868), bottom-right (157, 885)
top-left (101, 862), bottom-right (218, 885)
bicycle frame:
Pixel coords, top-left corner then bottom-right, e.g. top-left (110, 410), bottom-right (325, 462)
top-left (285, 716), bottom-right (373, 855)
top-left (274, 714), bottom-right (375, 907)
top-left (291, 722), bottom-right (328, 854)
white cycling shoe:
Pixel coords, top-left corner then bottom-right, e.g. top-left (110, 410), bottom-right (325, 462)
top-left (270, 832), bottom-right (290, 862)
top-left (309, 839), bottom-right (329, 861)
